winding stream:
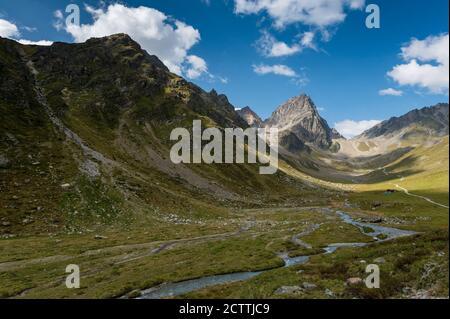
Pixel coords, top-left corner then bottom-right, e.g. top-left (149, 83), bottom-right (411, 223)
top-left (138, 211), bottom-right (417, 299)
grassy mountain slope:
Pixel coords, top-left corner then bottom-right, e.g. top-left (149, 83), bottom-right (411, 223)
top-left (1, 35), bottom-right (331, 238)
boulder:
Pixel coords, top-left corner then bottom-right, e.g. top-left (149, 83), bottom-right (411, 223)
top-left (302, 282), bottom-right (317, 291)
top-left (324, 288), bottom-right (334, 297)
top-left (274, 286), bottom-right (303, 295)
top-left (346, 277), bottom-right (363, 286)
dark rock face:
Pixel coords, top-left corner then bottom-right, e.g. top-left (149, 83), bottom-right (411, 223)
top-left (265, 95), bottom-right (333, 149)
top-left (360, 103), bottom-right (449, 139)
top-left (331, 128), bottom-right (345, 140)
top-left (279, 131), bottom-right (308, 153)
top-left (236, 106), bottom-right (263, 127)
top-left (13, 33), bottom-right (247, 130)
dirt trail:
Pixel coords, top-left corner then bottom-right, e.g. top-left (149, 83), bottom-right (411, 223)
top-left (291, 223), bottom-right (321, 249)
top-left (394, 184), bottom-right (449, 209)
top-left (378, 167), bottom-right (449, 209)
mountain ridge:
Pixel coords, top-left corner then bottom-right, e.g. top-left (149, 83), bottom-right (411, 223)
top-left (358, 103), bottom-right (449, 139)
top-left (264, 94), bottom-right (333, 149)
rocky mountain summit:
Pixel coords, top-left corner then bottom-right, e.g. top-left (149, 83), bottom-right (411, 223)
top-left (265, 95), bottom-right (334, 149)
top-left (21, 33), bottom-right (247, 129)
top-left (236, 106), bottom-right (263, 127)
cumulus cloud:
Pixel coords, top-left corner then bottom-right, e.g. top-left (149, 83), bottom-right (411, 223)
top-left (387, 33), bottom-right (449, 94)
top-left (57, 4), bottom-right (208, 78)
top-left (256, 30), bottom-right (316, 57)
top-left (234, 0), bottom-right (365, 28)
top-left (185, 55), bottom-right (208, 79)
top-left (334, 119), bottom-right (381, 139)
top-left (300, 31), bottom-right (316, 49)
top-left (17, 39), bottom-right (53, 46)
top-left (256, 31), bottom-right (300, 57)
top-left (237, 1), bottom-right (362, 58)
top-left (54, 10), bottom-right (64, 20)
top-left (0, 18), bottom-right (52, 45)
top-left (379, 88), bottom-right (403, 96)
top-left (0, 18), bottom-right (19, 38)
top-left (253, 64), bottom-right (298, 77)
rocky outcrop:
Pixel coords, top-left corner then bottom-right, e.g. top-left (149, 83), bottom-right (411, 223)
top-left (331, 128), bottom-right (345, 140)
top-left (236, 106), bottom-right (263, 127)
top-left (22, 34), bottom-right (247, 130)
top-left (279, 131), bottom-right (308, 153)
top-left (265, 94), bottom-right (333, 149)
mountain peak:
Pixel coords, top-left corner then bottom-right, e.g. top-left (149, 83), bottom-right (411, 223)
top-left (236, 106), bottom-right (263, 127)
top-left (81, 33), bottom-right (169, 72)
top-left (266, 94), bottom-right (332, 148)
top-left (93, 33), bottom-right (136, 44)
top-left (273, 94), bottom-right (321, 118)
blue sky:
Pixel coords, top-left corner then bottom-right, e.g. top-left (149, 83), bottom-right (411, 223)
top-left (0, 0), bottom-right (448, 137)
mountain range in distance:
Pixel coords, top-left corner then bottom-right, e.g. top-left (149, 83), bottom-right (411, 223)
top-left (237, 95), bottom-right (448, 155)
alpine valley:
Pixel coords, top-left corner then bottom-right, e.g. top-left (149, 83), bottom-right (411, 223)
top-left (0, 34), bottom-right (448, 299)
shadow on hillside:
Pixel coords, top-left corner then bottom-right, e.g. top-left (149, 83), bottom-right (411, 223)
top-left (351, 154), bottom-right (425, 184)
top-left (283, 146), bottom-right (425, 185)
top-left (337, 146), bottom-right (415, 170)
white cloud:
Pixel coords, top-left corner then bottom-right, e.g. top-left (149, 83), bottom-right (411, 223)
top-left (53, 10), bottom-right (64, 31)
top-left (256, 31), bottom-right (301, 57)
top-left (0, 18), bottom-right (52, 46)
top-left (218, 76), bottom-right (229, 84)
top-left (0, 18), bottom-right (19, 38)
top-left (234, 0), bottom-right (365, 28)
top-left (256, 30), bottom-right (317, 57)
top-left (387, 33), bottom-right (449, 94)
top-left (22, 26), bottom-right (37, 32)
top-left (334, 119), bottom-right (381, 139)
top-left (253, 64), bottom-right (298, 77)
top-left (17, 39), bottom-right (53, 46)
top-left (379, 88), bottom-right (403, 96)
top-left (185, 55), bottom-right (208, 79)
top-left (58, 4), bottom-right (207, 78)
top-left (54, 10), bottom-right (64, 20)
top-left (300, 31), bottom-right (316, 49)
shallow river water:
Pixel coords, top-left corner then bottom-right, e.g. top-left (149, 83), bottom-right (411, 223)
top-left (138, 211), bottom-right (417, 299)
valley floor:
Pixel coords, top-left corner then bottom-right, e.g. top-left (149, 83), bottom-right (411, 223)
top-left (0, 185), bottom-right (448, 299)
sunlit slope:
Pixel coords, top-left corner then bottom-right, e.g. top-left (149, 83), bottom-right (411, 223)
top-left (355, 136), bottom-right (449, 206)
